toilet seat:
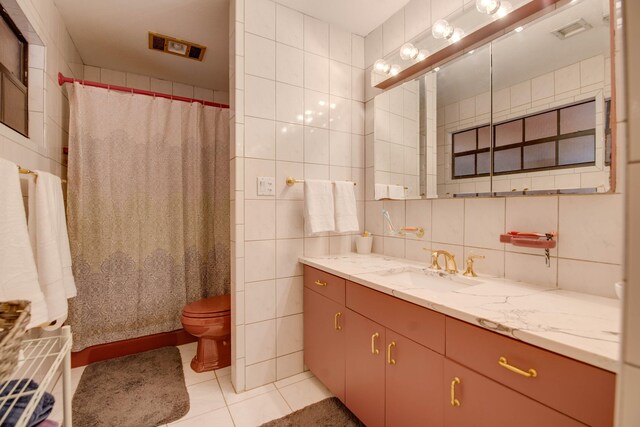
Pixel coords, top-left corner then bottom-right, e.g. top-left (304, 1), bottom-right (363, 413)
top-left (182, 295), bottom-right (230, 319)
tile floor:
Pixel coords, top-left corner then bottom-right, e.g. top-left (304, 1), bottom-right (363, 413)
top-left (50, 342), bottom-right (333, 427)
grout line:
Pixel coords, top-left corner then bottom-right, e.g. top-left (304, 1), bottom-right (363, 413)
top-left (275, 385), bottom-right (294, 412)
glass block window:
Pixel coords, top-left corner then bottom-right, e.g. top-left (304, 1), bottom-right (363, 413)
top-left (0, 9), bottom-right (28, 136)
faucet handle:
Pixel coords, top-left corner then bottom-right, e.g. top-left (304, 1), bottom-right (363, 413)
top-left (463, 255), bottom-right (485, 277)
top-left (424, 248), bottom-right (441, 270)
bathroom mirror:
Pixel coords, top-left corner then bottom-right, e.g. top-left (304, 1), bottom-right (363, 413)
top-left (372, 0), bottom-right (613, 199)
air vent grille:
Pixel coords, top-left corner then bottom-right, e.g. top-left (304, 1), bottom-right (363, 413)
top-left (148, 32), bottom-right (206, 61)
top-left (551, 18), bottom-right (592, 40)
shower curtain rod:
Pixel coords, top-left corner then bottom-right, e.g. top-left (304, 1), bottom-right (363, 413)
top-left (57, 72), bottom-right (230, 109)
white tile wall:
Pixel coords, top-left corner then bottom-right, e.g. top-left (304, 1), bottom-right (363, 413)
top-left (231, 0), bottom-right (365, 391)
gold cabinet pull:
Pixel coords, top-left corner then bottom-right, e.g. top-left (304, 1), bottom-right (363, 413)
top-left (314, 279), bottom-right (327, 287)
top-left (387, 341), bottom-right (396, 365)
top-left (334, 312), bottom-right (342, 331)
top-left (498, 356), bottom-right (537, 378)
top-left (450, 377), bottom-right (461, 407)
top-left (371, 332), bottom-right (380, 354)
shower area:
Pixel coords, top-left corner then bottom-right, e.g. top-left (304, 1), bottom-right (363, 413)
top-left (65, 82), bottom-right (230, 352)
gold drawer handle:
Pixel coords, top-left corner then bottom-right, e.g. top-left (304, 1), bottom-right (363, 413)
top-left (387, 341), bottom-right (396, 365)
top-left (498, 356), bottom-right (537, 378)
top-left (371, 332), bottom-right (380, 354)
top-left (334, 312), bottom-right (342, 331)
top-left (314, 279), bottom-right (327, 287)
top-left (450, 377), bottom-right (461, 407)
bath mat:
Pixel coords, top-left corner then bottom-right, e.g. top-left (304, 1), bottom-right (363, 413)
top-left (72, 347), bottom-right (189, 427)
top-left (260, 397), bottom-right (364, 427)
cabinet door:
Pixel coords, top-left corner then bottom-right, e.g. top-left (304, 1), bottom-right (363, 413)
top-left (444, 359), bottom-right (584, 427)
top-left (345, 309), bottom-right (385, 427)
top-left (303, 287), bottom-right (346, 402)
top-left (386, 332), bottom-right (444, 427)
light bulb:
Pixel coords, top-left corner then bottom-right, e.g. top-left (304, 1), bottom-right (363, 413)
top-left (476, 0), bottom-right (501, 14)
top-left (494, 1), bottom-right (513, 18)
top-left (374, 59), bottom-right (391, 74)
top-left (514, 26), bottom-right (523, 32)
top-left (399, 43), bottom-right (419, 61)
top-left (450, 28), bottom-right (465, 43)
top-left (432, 19), bottom-right (454, 39)
top-left (389, 64), bottom-right (402, 77)
top-left (416, 49), bottom-right (429, 61)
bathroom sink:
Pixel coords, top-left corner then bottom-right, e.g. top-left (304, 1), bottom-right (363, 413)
top-left (366, 267), bottom-right (481, 292)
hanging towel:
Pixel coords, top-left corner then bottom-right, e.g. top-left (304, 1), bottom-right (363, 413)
top-left (333, 181), bottom-right (359, 233)
top-left (303, 179), bottom-right (335, 234)
top-left (374, 183), bottom-right (389, 200)
top-left (0, 158), bottom-right (48, 328)
top-left (28, 171), bottom-right (76, 330)
top-left (388, 185), bottom-right (406, 200)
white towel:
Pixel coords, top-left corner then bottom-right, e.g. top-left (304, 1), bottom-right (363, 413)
top-left (303, 179), bottom-right (335, 234)
top-left (388, 185), bottom-right (406, 200)
top-left (0, 158), bottom-right (48, 328)
top-left (28, 171), bottom-right (77, 330)
top-left (333, 181), bottom-right (359, 233)
top-left (375, 183), bottom-right (389, 200)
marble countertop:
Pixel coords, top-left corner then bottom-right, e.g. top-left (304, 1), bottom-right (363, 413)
top-left (299, 253), bottom-right (621, 373)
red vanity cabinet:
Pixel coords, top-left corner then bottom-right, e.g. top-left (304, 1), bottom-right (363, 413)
top-left (344, 282), bottom-right (445, 427)
top-left (444, 359), bottom-right (584, 427)
top-left (303, 281), bottom-right (346, 402)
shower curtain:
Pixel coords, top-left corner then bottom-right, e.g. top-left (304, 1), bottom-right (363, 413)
top-left (66, 83), bottom-right (230, 351)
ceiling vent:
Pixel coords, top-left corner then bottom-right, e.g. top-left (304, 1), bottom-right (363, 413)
top-left (551, 18), bottom-right (592, 40)
top-left (148, 32), bottom-right (206, 61)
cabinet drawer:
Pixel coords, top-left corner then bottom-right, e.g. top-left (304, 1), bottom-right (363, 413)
top-left (446, 317), bottom-right (615, 427)
top-left (346, 281), bottom-right (445, 354)
top-left (304, 266), bottom-right (346, 305)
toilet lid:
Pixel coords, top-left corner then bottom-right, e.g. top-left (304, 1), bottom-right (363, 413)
top-left (182, 295), bottom-right (231, 318)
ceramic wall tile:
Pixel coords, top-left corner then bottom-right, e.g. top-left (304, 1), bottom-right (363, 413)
top-left (275, 5), bottom-right (303, 49)
top-left (304, 15), bottom-right (329, 57)
top-left (558, 259), bottom-right (621, 299)
top-left (276, 43), bottom-right (303, 87)
top-left (245, 320), bottom-right (276, 365)
top-left (276, 314), bottom-right (303, 356)
top-left (245, 33), bottom-right (275, 79)
top-left (245, 280), bottom-right (276, 324)
top-left (329, 26), bottom-right (351, 65)
top-left (431, 199), bottom-right (464, 245)
top-left (245, 0), bottom-right (275, 39)
top-left (464, 198), bottom-right (505, 251)
top-left (276, 276), bottom-right (303, 317)
top-left (245, 200), bottom-right (276, 240)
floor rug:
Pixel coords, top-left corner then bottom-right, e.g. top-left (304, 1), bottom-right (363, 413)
top-left (72, 347), bottom-right (189, 427)
top-left (260, 397), bottom-right (364, 427)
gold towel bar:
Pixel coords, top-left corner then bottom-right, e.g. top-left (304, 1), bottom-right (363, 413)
top-left (17, 165), bottom-right (67, 184)
top-left (286, 176), bottom-right (356, 186)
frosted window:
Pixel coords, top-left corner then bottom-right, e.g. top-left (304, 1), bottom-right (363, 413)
top-left (453, 129), bottom-right (476, 153)
top-left (558, 135), bottom-right (595, 165)
top-left (0, 17), bottom-right (23, 81)
top-left (525, 111), bottom-right (557, 141)
top-left (454, 155), bottom-right (475, 177)
top-left (524, 142), bottom-right (555, 169)
top-left (477, 152), bottom-right (490, 175)
top-left (495, 121), bottom-right (522, 147)
top-left (560, 101), bottom-right (595, 134)
top-left (478, 126), bottom-right (490, 149)
top-left (494, 148), bottom-right (521, 172)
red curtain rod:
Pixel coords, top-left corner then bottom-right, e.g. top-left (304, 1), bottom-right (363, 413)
top-left (57, 72), bottom-right (229, 109)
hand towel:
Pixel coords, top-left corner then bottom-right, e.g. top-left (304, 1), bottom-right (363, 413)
top-left (333, 181), bottom-right (359, 233)
top-left (303, 179), bottom-right (335, 234)
top-left (388, 185), bottom-right (406, 200)
top-left (0, 158), bottom-right (48, 328)
top-left (28, 171), bottom-right (77, 330)
top-left (374, 183), bottom-right (389, 200)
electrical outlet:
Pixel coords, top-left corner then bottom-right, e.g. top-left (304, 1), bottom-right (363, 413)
top-left (257, 176), bottom-right (275, 196)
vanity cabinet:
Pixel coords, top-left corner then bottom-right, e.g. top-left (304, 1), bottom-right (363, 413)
top-left (303, 266), bottom-right (346, 402)
top-left (303, 265), bottom-right (615, 426)
top-left (444, 359), bottom-right (584, 427)
top-left (345, 309), bottom-right (444, 427)
top-left (446, 317), bottom-right (615, 427)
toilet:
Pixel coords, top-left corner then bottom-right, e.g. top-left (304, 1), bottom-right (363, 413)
top-left (180, 295), bottom-right (231, 373)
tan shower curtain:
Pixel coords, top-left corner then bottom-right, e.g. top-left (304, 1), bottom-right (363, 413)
top-left (67, 83), bottom-right (230, 351)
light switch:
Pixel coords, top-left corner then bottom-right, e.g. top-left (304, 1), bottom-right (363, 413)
top-left (257, 176), bottom-right (275, 196)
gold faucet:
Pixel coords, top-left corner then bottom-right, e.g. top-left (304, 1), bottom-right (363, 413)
top-left (426, 249), bottom-right (458, 274)
top-left (463, 255), bottom-right (485, 277)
